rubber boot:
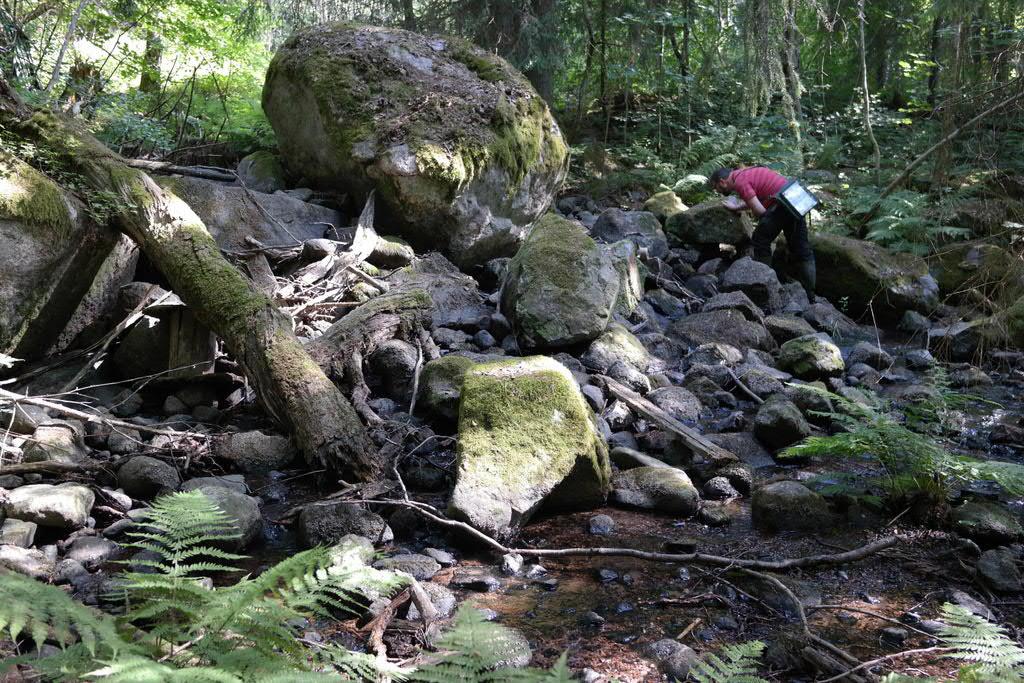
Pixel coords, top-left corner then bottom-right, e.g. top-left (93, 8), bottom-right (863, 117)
top-left (797, 259), bottom-right (817, 304)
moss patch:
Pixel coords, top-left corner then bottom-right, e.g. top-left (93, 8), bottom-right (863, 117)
top-left (0, 153), bottom-right (75, 240)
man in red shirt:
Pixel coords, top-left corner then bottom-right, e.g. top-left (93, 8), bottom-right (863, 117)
top-left (709, 166), bottom-right (816, 300)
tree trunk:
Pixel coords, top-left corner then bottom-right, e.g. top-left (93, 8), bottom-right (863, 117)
top-left (139, 31), bottom-right (162, 94)
top-left (857, 0), bottom-right (881, 183)
top-left (0, 80), bottom-right (382, 480)
top-left (41, 0), bottom-right (92, 99)
top-left (926, 12), bottom-right (943, 107)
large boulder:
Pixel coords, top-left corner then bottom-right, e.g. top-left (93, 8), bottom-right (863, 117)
top-left (449, 356), bottom-right (611, 541)
top-left (643, 191), bottom-right (687, 225)
top-left (611, 466), bottom-right (700, 515)
top-left (669, 309), bottom-right (776, 352)
top-left (194, 485), bottom-right (262, 550)
top-left (580, 323), bottom-right (651, 373)
top-left (592, 209), bottom-right (668, 258)
top-left (930, 240), bottom-right (1024, 307)
top-left (753, 395), bottom-right (811, 450)
top-left (719, 257), bottom-right (782, 312)
top-left (262, 24), bottom-right (568, 267)
top-left (665, 200), bottom-right (754, 247)
top-left (752, 481), bottom-right (831, 532)
top-left (501, 214), bottom-right (620, 349)
top-left (1, 154), bottom-right (129, 360)
top-left (155, 176), bottom-right (342, 252)
top-left (811, 234), bottom-right (939, 323)
top-left (389, 253), bottom-right (491, 330)
top-left (236, 151), bottom-right (287, 194)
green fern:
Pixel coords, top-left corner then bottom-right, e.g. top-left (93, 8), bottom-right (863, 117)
top-left (689, 641), bottom-right (768, 683)
top-left (412, 606), bottom-right (570, 682)
top-left (939, 604), bottom-right (1024, 680)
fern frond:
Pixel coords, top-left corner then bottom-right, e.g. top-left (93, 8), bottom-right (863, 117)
top-left (0, 572), bottom-right (131, 657)
top-left (939, 604), bottom-right (1024, 679)
top-left (689, 641), bottom-right (768, 683)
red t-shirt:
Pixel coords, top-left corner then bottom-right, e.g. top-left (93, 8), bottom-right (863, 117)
top-left (732, 167), bottom-right (787, 209)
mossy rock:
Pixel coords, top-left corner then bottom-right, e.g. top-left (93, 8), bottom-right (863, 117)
top-left (929, 240), bottom-right (1024, 306)
top-left (951, 499), bottom-right (1024, 546)
top-left (777, 333), bottom-right (845, 380)
top-left (237, 150), bottom-right (287, 193)
top-left (669, 309), bottom-right (776, 352)
top-left (665, 199), bottom-right (753, 246)
top-left (417, 354), bottom-right (477, 421)
top-left (811, 234), bottom-right (938, 323)
top-left (752, 480), bottom-right (832, 533)
top-left (580, 323), bottom-right (651, 373)
top-left (611, 466), bottom-right (699, 515)
top-left (0, 153), bottom-right (123, 360)
top-left (501, 214), bottom-right (621, 349)
top-left (449, 356), bottom-right (611, 541)
top-left (643, 191), bottom-right (687, 224)
top-left (262, 24), bottom-right (568, 268)
top-left (672, 174), bottom-right (712, 205)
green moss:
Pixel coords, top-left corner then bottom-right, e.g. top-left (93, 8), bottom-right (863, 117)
top-left (447, 39), bottom-right (508, 82)
top-left (509, 213), bottom-right (598, 291)
top-left (455, 356), bottom-right (610, 500)
top-left (0, 154), bottom-right (75, 240)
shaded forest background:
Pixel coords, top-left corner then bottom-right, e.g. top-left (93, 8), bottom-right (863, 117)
top-left (2, 0), bottom-right (1023, 251)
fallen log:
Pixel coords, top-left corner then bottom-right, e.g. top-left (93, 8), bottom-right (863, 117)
top-left (600, 376), bottom-right (738, 464)
top-left (0, 78), bottom-right (381, 480)
top-left (124, 158), bottom-right (236, 182)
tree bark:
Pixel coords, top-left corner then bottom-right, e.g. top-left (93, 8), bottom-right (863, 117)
top-left (857, 0), bottom-right (881, 183)
top-left (139, 31), bottom-right (162, 94)
top-left (0, 79), bottom-right (381, 480)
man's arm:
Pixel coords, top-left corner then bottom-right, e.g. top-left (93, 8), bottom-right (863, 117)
top-left (744, 195), bottom-right (768, 216)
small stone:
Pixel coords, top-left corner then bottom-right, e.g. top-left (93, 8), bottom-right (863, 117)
top-left (977, 547), bottom-right (1022, 593)
top-left (374, 553), bottom-right (441, 581)
top-left (581, 385), bottom-right (606, 412)
top-left (54, 558), bottom-right (88, 584)
top-left (118, 456), bottom-right (181, 500)
top-left (407, 581), bottom-right (457, 620)
top-left (615, 601), bottom-right (634, 614)
top-left (525, 564), bottom-right (548, 579)
top-left (501, 553), bottom-right (525, 575)
top-left (699, 504), bottom-right (734, 526)
top-left (581, 611), bottom-right (605, 626)
top-left (642, 638), bottom-right (698, 680)
top-left (450, 568), bottom-right (501, 592)
top-left (588, 514), bottom-right (615, 536)
top-left (0, 545), bottom-right (53, 579)
top-left (107, 428), bottom-right (143, 455)
top-left (3, 484), bottom-right (94, 529)
top-left (905, 349), bottom-right (935, 369)
top-left (65, 536), bottom-right (119, 569)
top-left (752, 481), bottom-right (831, 533)
top-left (162, 395), bottom-right (189, 415)
top-left (536, 577), bottom-right (559, 591)
top-left (473, 330), bottom-right (496, 349)
top-left (596, 568), bottom-right (619, 583)
top-left (215, 430), bottom-right (297, 473)
top-left (702, 476), bottom-right (739, 500)
top-left (881, 627), bottom-right (909, 646)
top-left (423, 547), bottom-right (457, 566)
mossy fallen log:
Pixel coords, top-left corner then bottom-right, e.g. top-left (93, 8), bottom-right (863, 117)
top-left (0, 77), bottom-right (380, 480)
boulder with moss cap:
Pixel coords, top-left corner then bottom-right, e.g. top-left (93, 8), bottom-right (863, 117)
top-left (1, 153), bottom-right (127, 360)
top-left (449, 356), bottom-right (611, 541)
top-left (262, 24), bottom-right (568, 268)
top-left (501, 214), bottom-right (621, 349)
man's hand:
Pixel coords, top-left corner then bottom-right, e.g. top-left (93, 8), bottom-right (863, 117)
top-left (722, 196), bottom-right (746, 211)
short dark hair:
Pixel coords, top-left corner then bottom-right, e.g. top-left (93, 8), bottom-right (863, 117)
top-left (709, 168), bottom-right (732, 187)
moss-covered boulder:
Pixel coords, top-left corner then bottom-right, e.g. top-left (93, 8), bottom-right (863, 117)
top-left (665, 200), bottom-right (754, 247)
top-left (951, 499), bottom-right (1024, 546)
top-left (777, 333), bottom-right (845, 380)
top-left (580, 323), bottom-right (651, 373)
top-left (237, 151), bottom-right (287, 194)
top-left (672, 174), bottom-right (712, 205)
top-left (669, 309), bottom-right (776, 352)
top-left (449, 356), bottom-right (611, 541)
top-left (262, 24), bottom-right (568, 267)
top-left (611, 466), bottom-right (699, 515)
top-left (592, 208), bottom-right (668, 258)
top-left (644, 191), bottom-right (687, 225)
top-left (930, 240), bottom-right (1024, 306)
top-left (0, 154), bottom-right (128, 360)
top-left (811, 234), bottom-right (939, 323)
top-left (752, 481), bottom-right (832, 533)
top-left (753, 395), bottom-right (811, 450)
top-left (501, 214), bottom-right (621, 349)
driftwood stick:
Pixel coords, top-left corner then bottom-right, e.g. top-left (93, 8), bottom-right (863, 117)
top-left (601, 376), bottom-right (738, 463)
top-left (124, 158), bottom-right (236, 182)
top-left (344, 497), bottom-right (903, 571)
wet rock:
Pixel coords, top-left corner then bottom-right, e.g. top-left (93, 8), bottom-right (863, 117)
top-left (811, 234), bottom-right (939, 323)
top-left (950, 366), bottom-right (993, 388)
top-left (947, 589), bottom-right (995, 620)
top-left (581, 323), bottom-right (651, 373)
top-left (848, 342), bottom-right (893, 370)
top-left (646, 387), bottom-right (703, 424)
top-left (702, 476), bottom-right (739, 500)
top-left (752, 481), bottom-right (831, 533)
top-left (977, 547), bottom-right (1022, 592)
top-left (65, 536), bottom-right (118, 569)
top-left (699, 503), bottom-right (735, 526)
top-left (300, 502), bottom-right (393, 548)
top-left (502, 214), bottom-right (620, 349)
top-left (423, 548), bottom-right (457, 567)
top-left (374, 553), bottom-right (441, 581)
top-left (642, 638), bottom-right (698, 680)
top-left (588, 514), bottom-right (616, 535)
top-left (0, 519), bottom-right (36, 547)
top-left (4, 484), bottom-right (94, 529)
top-left (501, 553), bottom-right (524, 575)
top-left (777, 333), bottom-right (845, 380)
top-left (611, 466), bottom-right (700, 515)
top-left (644, 191), bottom-right (687, 225)
top-left (669, 309), bottom-right (775, 352)
top-left (666, 199), bottom-right (753, 246)
top-left (702, 290), bottom-right (765, 323)
top-left (592, 209), bottom-right (669, 258)
top-left (194, 486), bottom-right (262, 550)
top-left (0, 545), bottom-right (54, 579)
top-left (952, 500), bottom-right (1024, 545)
top-left (180, 474), bottom-right (248, 494)
top-left (214, 430), bottom-right (297, 473)
top-left (720, 257), bottom-right (782, 311)
top-left (263, 25), bottom-right (566, 267)
top-left (449, 356), bottom-right (611, 541)
top-left (118, 456), bottom-right (181, 500)
top-left (753, 395), bottom-right (811, 450)
top-left (450, 567), bottom-right (501, 592)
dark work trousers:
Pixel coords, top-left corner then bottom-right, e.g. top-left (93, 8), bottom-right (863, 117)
top-left (751, 205), bottom-right (816, 298)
